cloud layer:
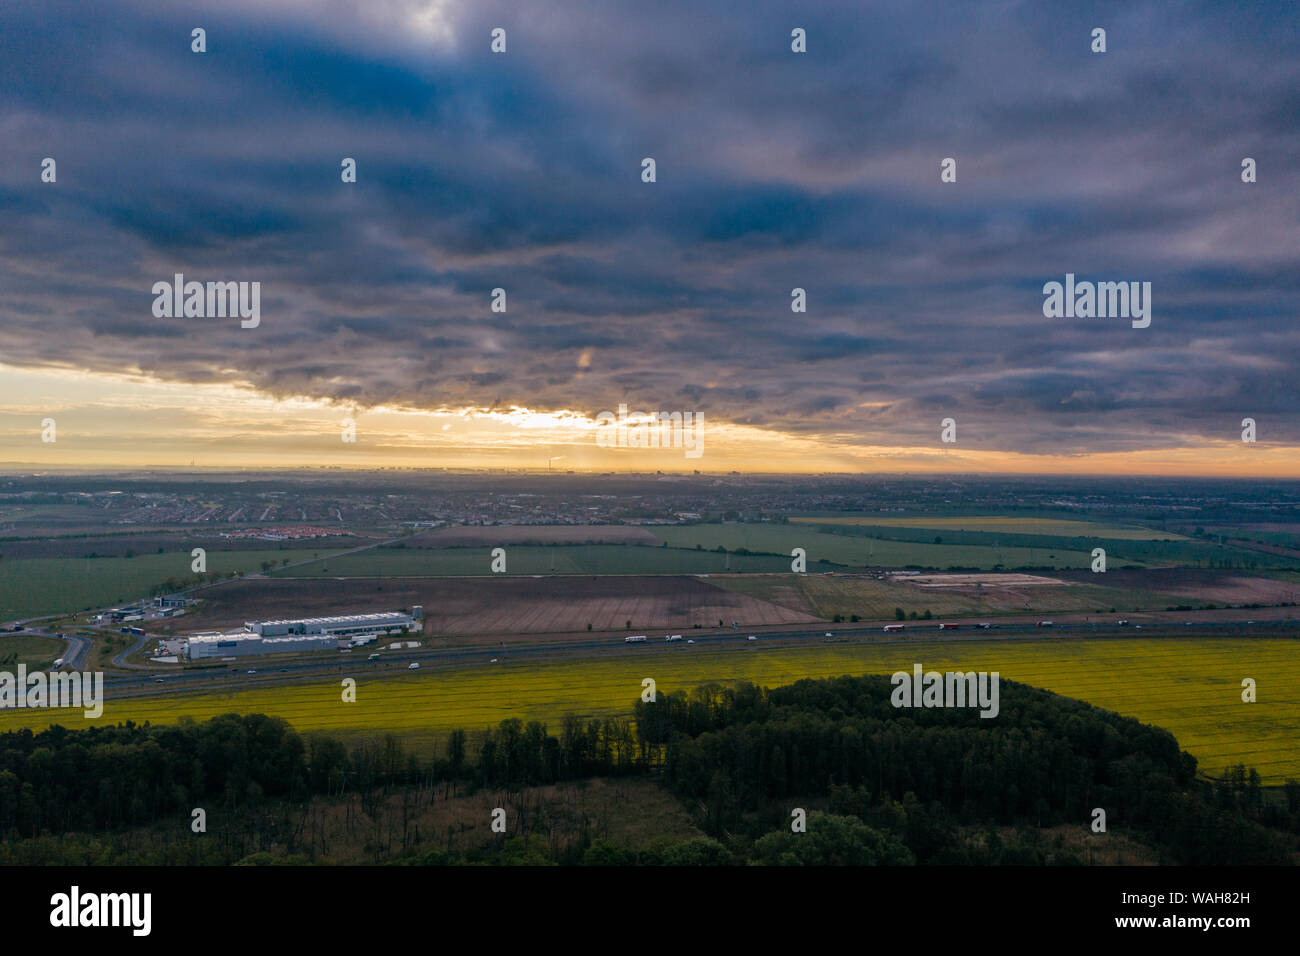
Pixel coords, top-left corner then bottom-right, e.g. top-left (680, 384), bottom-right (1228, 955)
top-left (1, 0), bottom-right (1298, 462)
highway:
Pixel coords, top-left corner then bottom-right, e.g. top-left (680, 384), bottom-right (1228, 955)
top-left (59, 633), bottom-right (93, 670)
top-left (3, 530), bottom-right (408, 674)
top-left (94, 617), bottom-right (1299, 701)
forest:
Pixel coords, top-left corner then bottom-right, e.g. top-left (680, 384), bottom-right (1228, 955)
top-left (0, 676), bottom-right (1295, 865)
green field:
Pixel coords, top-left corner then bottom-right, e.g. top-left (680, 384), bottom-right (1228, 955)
top-left (0, 634), bottom-right (65, 668)
top-left (791, 515), bottom-right (1186, 540)
top-left (0, 550), bottom-right (345, 620)
top-left (4, 637), bottom-right (1296, 783)
top-left (783, 517), bottom-right (1286, 570)
top-left (654, 524), bottom-right (1106, 570)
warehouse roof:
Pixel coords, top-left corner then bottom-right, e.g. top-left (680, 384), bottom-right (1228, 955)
top-left (251, 612), bottom-right (412, 627)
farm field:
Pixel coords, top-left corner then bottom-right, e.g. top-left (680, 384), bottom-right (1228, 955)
top-left (0, 634), bottom-right (64, 668)
top-left (654, 524), bottom-right (1110, 570)
top-left (0, 549), bottom-right (346, 620)
top-left (719, 573), bottom-right (1110, 619)
top-left (784, 518), bottom-right (1290, 571)
top-left (0, 502), bottom-right (136, 537)
top-left (3, 637), bottom-right (1296, 783)
top-left (0, 532), bottom-right (363, 561)
top-left (402, 525), bottom-right (661, 547)
top-left (180, 574), bottom-right (819, 637)
top-left (714, 569), bottom-right (1300, 620)
top-left (1203, 524), bottom-right (1300, 548)
top-left (270, 543), bottom-right (838, 578)
top-left (1051, 568), bottom-right (1300, 608)
top-left (790, 515), bottom-right (1186, 540)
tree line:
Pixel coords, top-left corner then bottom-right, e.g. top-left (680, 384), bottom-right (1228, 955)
top-left (0, 675), bottom-right (1296, 864)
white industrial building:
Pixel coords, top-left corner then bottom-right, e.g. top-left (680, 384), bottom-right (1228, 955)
top-left (185, 608), bottom-right (422, 660)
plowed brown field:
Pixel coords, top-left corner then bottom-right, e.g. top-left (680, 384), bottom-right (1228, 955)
top-left (180, 574), bottom-right (818, 638)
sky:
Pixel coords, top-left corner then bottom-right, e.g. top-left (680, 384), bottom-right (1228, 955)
top-left (0, 0), bottom-right (1297, 474)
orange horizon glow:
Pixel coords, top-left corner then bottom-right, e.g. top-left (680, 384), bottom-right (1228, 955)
top-left (1, 363), bottom-right (1296, 478)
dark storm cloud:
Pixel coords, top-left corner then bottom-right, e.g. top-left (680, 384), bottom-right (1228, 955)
top-left (1, 0), bottom-right (1298, 456)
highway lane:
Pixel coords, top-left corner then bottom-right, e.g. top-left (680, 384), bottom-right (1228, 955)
top-left (62, 633), bottom-right (92, 669)
top-left (97, 618), bottom-right (1300, 701)
top-left (45, 632), bottom-right (93, 670)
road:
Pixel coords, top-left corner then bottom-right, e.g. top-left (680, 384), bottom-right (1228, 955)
top-left (7, 552), bottom-right (1297, 701)
top-left (2, 530), bottom-right (407, 671)
top-left (96, 617), bottom-right (1299, 701)
top-left (1, 626), bottom-right (93, 671)
top-left (112, 633), bottom-right (151, 668)
top-left (59, 632), bottom-right (93, 670)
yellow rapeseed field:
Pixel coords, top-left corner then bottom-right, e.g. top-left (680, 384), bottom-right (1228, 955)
top-left (1, 637), bottom-right (1294, 781)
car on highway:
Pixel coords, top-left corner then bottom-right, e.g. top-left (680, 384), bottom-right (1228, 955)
top-left (976, 623), bottom-right (992, 629)
top-left (665, 634), bottom-right (682, 642)
top-left (686, 639), bottom-right (695, 644)
top-left (746, 635), bottom-right (757, 641)
top-left (154, 678), bottom-right (164, 684)
top-left (1117, 620), bottom-right (1129, 626)
top-left (1036, 621), bottom-right (1054, 627)
top-left (368, 653), bottom-right (380, 660)
top-left (408, 662), bottom-right (420, 669)
top-left (490, 658), bottom-right (498, 663)
top-left (824, 632), bottom-right (834, 638)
